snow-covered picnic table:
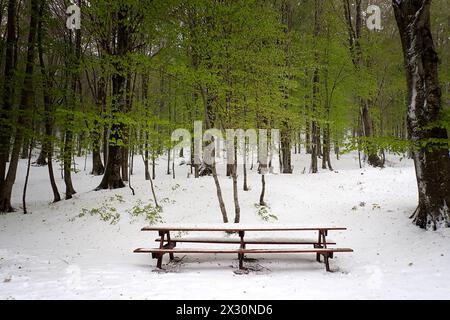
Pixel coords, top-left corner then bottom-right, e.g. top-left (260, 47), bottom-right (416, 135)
top-left (134, 225), bottom-right (353, 272)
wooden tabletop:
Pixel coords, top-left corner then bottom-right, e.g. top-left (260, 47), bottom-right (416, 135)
top-left (141, 225), bottom-right (347, 232)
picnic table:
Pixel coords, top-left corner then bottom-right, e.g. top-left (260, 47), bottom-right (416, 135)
top-left (134, 225), bottom-right (353, 272)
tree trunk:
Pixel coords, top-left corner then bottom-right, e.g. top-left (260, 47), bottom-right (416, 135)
top-left (393, 0), bottom-right (450, 230)
top-left (38, 0), bottom-right (60, 202)
top-left (63, 26), bottom-right (81, 200)
top-left (343, 0), bottom-right (382, 167)
top-left (144, 132), bottom-right (150, 180)
top-left (91, 76), bottom-right (106, 176)
top-left (96, 6), bottom-right (129, 190)
top-left (121, 147), bottom-right (129, 182)
top-left (63, 129), bottom-right (76, 199)
top-left (232, 144), bottom-right (240, 223)
top-left (22, 137), bottom-right (34, 214)
top-left (310, 0), bottom-right (321, 174)
top-left (200, 87), bottom-right (228, 223)
top-left (259, 174), bottom-right (266, 207)
top-left (243, 137), bottom-right (249, 191)
top-left (36, 148), bottom-right (47, 166)
top-left (280, 123), bottom-right (293, 173)
top-left (0, 0), bottom-right (39, 212)
top-left (0, 0), bottom-right (17, 187)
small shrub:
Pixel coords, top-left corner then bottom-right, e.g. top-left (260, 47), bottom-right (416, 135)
top-left (254, 204), bottom-right (278, 222)
top-left (127, 200), bottom-right (163, 225)
top-left (79, 203), bottom-right (120, 225)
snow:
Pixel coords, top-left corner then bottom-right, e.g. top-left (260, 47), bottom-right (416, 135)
top-left (1, 151), bottom-right (450, 300)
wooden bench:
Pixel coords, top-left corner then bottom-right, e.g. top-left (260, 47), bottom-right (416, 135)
top-left (134, 226), bottom-right (353, 272)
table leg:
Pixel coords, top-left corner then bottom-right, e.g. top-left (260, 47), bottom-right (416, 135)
top-left (316, 230), bottom-right (323, 262)
top-left (156, 231), bottom-right (166, 269)
top-left (324, 253), bottom-right (331, 272)
top-left (239, 231), bottom-right (245, 270)
top-left (167, 231), bottom-right (175, 261)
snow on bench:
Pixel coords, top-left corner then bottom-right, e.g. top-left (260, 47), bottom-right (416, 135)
top-left (135, 225), bottom-right (352, 272)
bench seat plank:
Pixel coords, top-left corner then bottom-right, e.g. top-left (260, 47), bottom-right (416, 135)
top-left (156, 237), bottom-right (336, 245)
top-left (134, 248), bottom-right (353, 254)
top-left (142, 226), bottom-right (347, 232)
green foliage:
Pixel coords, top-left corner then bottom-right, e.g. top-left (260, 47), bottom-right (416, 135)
top-left (254, 204), bottom-right (278, 222)
top-left (78, 203), bottom-right (121, 225)
top-left (127, 200), bottom-right (163, 225)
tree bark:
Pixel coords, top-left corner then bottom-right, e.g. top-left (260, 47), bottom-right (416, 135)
top-left (232, 143), bottom-right (240, 223)
top-left (0, 0), bottom-right (39, 212)
top-left (96, 6), bottom-right (129, 190)
top-left (393, 0), bottom-right (450, 230)
top-left (0, 0), bottom-right (17, 187)
top-left (91, 76), bottom-right (105, 176)
top-left (38, 0), bottom-right (60, 203)
top-left (310, 0), bottom-right (321, 174)
top-left (343, 0), bottom-right (382, 167)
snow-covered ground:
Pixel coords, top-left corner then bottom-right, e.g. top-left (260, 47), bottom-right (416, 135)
top-left (1, 151), bottom-right (449, 300)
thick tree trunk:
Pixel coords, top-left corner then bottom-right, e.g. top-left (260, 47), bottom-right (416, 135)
top-left (92, 149), bottom-right (104, 176)
top-left (322, 124), bottom-right (333, 170)
top-left (63, 129), bottom-right (76, 199)
top-left (96, 145), bottom-right (125, 190)
top-left (280, 123), bottom-right (293, 174)
top-left (0, 0), bottom-right (17, 187)
top-left (393, 0), bottom-right (450, 230)
top-left (121, 147), bottom-right (129, 182)
top-left (97, 6), bottom-right (129, 190)
top-left (0, 0), bottom-right (39, 212)
top-left (36, 148), bottom-right (47, 166)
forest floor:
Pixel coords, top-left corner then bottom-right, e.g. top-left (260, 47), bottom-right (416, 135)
top-left (1, 151), bottom-right (450, 300)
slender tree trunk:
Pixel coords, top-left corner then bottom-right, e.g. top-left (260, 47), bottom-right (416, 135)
top-left (91, 76), bottom-right (106, 176)
top-left (343, 0), bottom-right (382, 167)
top-left (37, 0), bottom-right (60, 202)
top-left (23, 137), bottom-right (34, 214)
top-left (393, 0), bottom-right (450, 230)
top-left (63, 26), bottom-right (81, 200)
top-left (200, 87), bottom-right (228, 223)
top-left (212, 163), bottom-right (229, 223)
top-left (232, 143), bottom-right (240, 223)
top-left (310, 0), bottom-right (321, 174)
top-left (243, 137), bottom-right (249, 191)
top-left (144, 132), bottom-right (150, 180)
top-left (152, 151), bottom-right (156, 180)
top-left (259, 174), bottom-right (266, 207)
top-left (166, 148), bottom-right (171, 175)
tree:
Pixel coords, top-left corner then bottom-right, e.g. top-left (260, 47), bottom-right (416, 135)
top-left (0, 0), bottom-right (40, 212)
top-left (342, 0), bottom-right (383, 167)
top-left (393, 0), bottom-right (450, 230)
top-left (0, 0), bottom-right (17, 189)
